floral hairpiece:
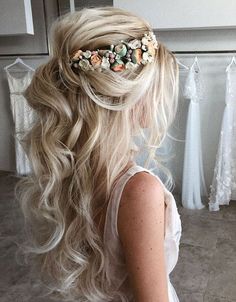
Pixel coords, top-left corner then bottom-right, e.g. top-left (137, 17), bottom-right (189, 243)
top-left (69, 31), bottom-right (158, 72)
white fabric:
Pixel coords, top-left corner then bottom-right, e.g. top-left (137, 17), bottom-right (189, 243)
top-left (103, 164), bottom-right (182, 302)
top-left (6, 69), bottom-right (35, 176)
top-left (209, 67), bottom-right (236, 211)
top-left (181, 61), bottom-right (207, 209)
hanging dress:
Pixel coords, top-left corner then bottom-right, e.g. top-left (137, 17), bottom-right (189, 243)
top-left (103, 164), bottom-right (182, 302)
top-left (6, 69), bottom-right (35, 176)
top-left (181, 59), bottom-right (208, 209)
top-left (208, 64), bottom-right (236, 211)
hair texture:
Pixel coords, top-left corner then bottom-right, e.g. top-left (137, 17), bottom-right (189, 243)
top-left (15, 6), bottom-right (179, 302)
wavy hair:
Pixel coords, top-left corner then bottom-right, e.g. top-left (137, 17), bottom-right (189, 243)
top-left (15, 6), bottom-right (179, 302)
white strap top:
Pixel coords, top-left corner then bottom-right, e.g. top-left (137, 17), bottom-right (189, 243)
top-left (103, 164), bottom-right (182, 302)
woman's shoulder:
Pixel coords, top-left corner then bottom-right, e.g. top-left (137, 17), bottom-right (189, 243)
top-left (117, 169), bottom-right (166, 237)
top-left (116, 169), bottom-right (168, 301)
top-left (120, 169), bottom-right (165, 204)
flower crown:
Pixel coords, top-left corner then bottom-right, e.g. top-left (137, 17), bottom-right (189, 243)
top-left (69, 31), bottom-right (158, 72)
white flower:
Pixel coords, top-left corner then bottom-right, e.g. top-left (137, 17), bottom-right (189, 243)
top-left (142, 52), bottom-right (149, 61)
top-left (145, 31), bottom-right (158, 49)
top-left (101, 57), bottom-right (110, 70)
top-left (128, 39), bottom-right (142, 49)
top-left (83, 50), bottom-right (92, 59)
top-left (141, 37), bottom-right (149, 45)
top-left (142, 45), bottom-right (147, 51)
top-left (150, 31), bottom-right (157, 41)
top-left (79, 59), bottom-right (92, 71)
top-left (145, 31), bottom-right (154, 41)
top-left (142, 51), bottom-right (154, 63)
top-left (149, 32), bottom-right (158, 48)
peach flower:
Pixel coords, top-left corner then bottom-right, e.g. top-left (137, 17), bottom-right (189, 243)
top-left (111, 60), bottom-right (125, 71)
top-left (90, 54), bottom-right (102, 68)
top-left (131, 48), bottom-right (143, 64)
top-left (72, 49), bottom-right (83, 59)
top-left (147, 41), bottom-right (156, 57)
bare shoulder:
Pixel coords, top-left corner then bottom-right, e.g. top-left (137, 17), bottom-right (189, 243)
top-left (117, 171), bottom-right (165, 239)
top-left (117, 171), bottom-right (168, 301)
top-left (119, 171), bottom-right (165, 205)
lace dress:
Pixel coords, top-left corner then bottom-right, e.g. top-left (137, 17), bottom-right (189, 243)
top-left (182, 59), bottom-right (208, 209)
top-left (103, 164), bottom-right (182, 302)
top-left (6, 69), bottom-right (35, 176)
top-left (209, 65), bottom-right (236, 211)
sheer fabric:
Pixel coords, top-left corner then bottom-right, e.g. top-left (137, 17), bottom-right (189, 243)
top-left (6, 70), bottom-right (35, 176)
top-left (209, 66), bottom-right (236, 211)
top-left (103, 164), bottom-right (182, 302)
top-left (181, 60), bottom-right (207, 209)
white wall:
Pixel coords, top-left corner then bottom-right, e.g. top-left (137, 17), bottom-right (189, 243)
top-left (114, 0), bottom-right (236, 30)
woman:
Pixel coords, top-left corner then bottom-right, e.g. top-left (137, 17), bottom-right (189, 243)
top-left (16, 6), bottom-right (181, 302)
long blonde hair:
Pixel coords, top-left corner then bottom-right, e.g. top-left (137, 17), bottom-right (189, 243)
top-left (15, 6), bottom-right (179, 302)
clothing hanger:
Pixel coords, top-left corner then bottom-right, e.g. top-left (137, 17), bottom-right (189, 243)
top-left (176, 58), bottom-right (189, 70)
top-left (4, 57), bottom-right (35, 72)
top-left (225, 56), bottom-right (236, 72)
top-left (190, 56), bottom-right (201, 73)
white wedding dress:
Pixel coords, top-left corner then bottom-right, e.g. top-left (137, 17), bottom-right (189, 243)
top-left (181, 59), bottom-right (208, 209)
top-left (209, 64), bottom-right (236, 211)
top-left (6, 69), bottom-right (35, 176)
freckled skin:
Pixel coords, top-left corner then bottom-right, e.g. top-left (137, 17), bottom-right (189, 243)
top-left (117, 171), bottom-right (169, 302)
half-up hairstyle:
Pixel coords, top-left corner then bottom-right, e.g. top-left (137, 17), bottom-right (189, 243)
top-left (15, 6), bottom-right (179, 302)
